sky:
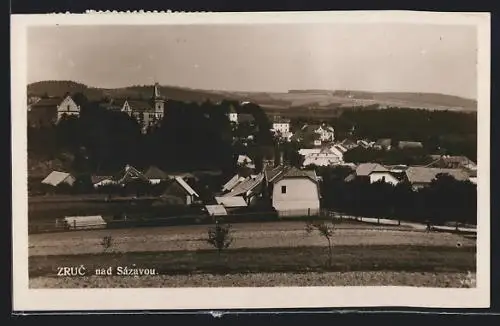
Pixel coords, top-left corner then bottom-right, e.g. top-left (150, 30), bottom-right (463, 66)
top-left (27, 23), bottom-right (477, 99)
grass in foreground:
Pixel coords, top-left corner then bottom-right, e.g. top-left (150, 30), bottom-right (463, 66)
top-left (29, 271), bottom-right (475, 288)
top-left (29, 245), bottom-right (475, 278)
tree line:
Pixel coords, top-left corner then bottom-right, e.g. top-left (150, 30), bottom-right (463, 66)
top-left (28, 96), bottom-right (274, 179)
top-left (315, 166), bottom-right (477, 226)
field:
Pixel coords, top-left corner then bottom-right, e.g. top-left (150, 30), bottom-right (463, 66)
top-left (29, 221), bottom-right (476, 288)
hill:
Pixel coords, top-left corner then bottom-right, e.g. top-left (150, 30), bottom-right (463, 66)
top-left (27, 81), bottom-right (477, 112)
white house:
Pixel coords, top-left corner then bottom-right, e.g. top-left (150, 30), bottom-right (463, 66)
top-left (227, 104), bottom-right (239, 123)
top-left (56, 95), bottom-right (81, 122)
top-left (345, 163), bottom-right (401, 186)
top-left (302, 147), bottom-right (343, 167)
top-left (314, 124), bottom-right (335, 142)
top-left (237, 155), bottom-right (256, 169)
top-left (271, 167), bottom-right (320, 217)
top-left (272, 116), bottom-right (291, 134)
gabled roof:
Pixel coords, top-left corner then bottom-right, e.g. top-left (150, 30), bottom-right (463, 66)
top-left (116, 165), bottom-right (148, 183)
top-left (273, 167), bottom-right (318, 184)
top-left (223, 173), bottom-right (264, 197)
top-left (144, 166), bottom-right (168, 180)
top-left (125, 99), bottom-right (153, 112)
top-left (273, 116), bottom-right (291, 123)
top-left (42, 171), bottom-right (73, 186)
top-left (264, 165), bottom-right (285, 183)
top-left (215, 196), bottom-right (248, 208)
top-left (174, 176), bottom-right (199, 197)
top-left (91, 175), bottom-right (113, 184)
top-left (355, 163), bottom-right (389, 176)
top-left (405, 167), bottom-right (470, 184)
top-left (205, 205), bottom-right (228, 216)
top-left (222, 174), bottom-right (247, 192)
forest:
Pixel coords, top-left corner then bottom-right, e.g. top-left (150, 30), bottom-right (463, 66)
top-left (28, 97), bottom-right (274, 179)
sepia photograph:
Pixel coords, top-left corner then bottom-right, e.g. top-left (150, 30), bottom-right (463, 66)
top-left (11, 11), bottom-right (490, 311)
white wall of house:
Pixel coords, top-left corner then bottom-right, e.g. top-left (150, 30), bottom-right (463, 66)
top-left (273, 122), bottom-right (290, 133)
top-left (369, 172), bottom-right (400, 186)
top-left (272, 178), bottom-right (320, 216)
top-left (228, 112), bottom-right (238, 123)
top-left (302, 153), bottom-right (342, 167)
top-left (57, 96), bottom-right (80, 121)
top-left (315, 126), bottom-right (335, 142)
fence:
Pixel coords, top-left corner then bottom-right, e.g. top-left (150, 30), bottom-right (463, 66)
top-left (28, 208), bottom-right (334, 234)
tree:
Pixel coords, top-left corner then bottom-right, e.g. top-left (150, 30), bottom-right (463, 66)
top-left (206, 219), bottom-right (233, 258)
top-left (305, 219), bottom-right (335, 267)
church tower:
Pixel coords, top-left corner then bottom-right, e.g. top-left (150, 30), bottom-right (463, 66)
top-left (152, 82), bottom-right (166, 117)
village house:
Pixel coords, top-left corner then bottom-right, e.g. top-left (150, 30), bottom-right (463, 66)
top-left (221, 173), bottom-right (264, 205)
top-left (91, 175), bottom-right (115, 188)
top-left (339, 139), bottom-right (358, 150)
top-left (237, 154), bottom-right (256, 169)
top-left (143, 166), bottom-right (169, 184)
top-left (269, 167), bottom-right (321, 217)
top-left (302, 146), bottom-right (344, 168)
top-left (28, 95), bottom-right (80, 127)
top-left (227, 103), bottom-right (239, 124)
top-left (428, 155), bottom-right (477, 171)
top-left (374, 138), bottom-right (392, 151)
top-left (405, 166), bottom-right (471, 190)
top-left (117, 83), bottom-right (166, 133)
top-left (161, 176), bottom-right (200, 205)
top-left (114, 165), bottom-right (149, 185)
top-left (41, 171), bottom-right (76, 187)
top-left (313, 123), bottom-right (335, 142)
top-left (271, 116), bottom-right (291, 134)
top-left (345, 163), bottom-right (402, 186)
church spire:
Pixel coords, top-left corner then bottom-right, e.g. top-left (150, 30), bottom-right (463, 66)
top-left (153, 82), bottom-right (163, 99)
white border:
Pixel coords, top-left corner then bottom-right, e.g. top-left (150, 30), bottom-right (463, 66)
top-left (11, 11), bottom-right (491, 311)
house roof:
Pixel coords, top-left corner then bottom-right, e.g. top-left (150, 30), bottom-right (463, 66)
top-left (222, 174), bottom-right (247, 192)
top-left (91, 175), bottom-right (113, 184)
top-left (174, 176), bottom-right (199, 197)
top-left (125, 99), bottom-right (153, 111)
top-left (223, 173), bottom-right (264, 197)
top-left (264, 165), bottom-right (285, 183)
top-left (42, 171), bottom-right (73, 186)
top-left (237, 155), bottom-right (253, 164)
top-left (405, 167), bottom-right (470, 184)
top-left (116, 165), bottom-right (148, 183)
top-left (273, 167), bottom-right (318, 184)
top-left (273, 116), bottom-right (291, 123)
top-left (144, 166), bottom-right (168, 180)
top-left (205, 205), bottom-right (228, 216)
top-left (215, 196), bottom-right (248, 208)
top-left (355, 163), bottom-right (389, 176)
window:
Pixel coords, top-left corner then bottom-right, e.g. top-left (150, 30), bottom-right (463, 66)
top-left (67, 105), bottom-right (70, 111)
top-left (281, 186), bottom-right (287, 194)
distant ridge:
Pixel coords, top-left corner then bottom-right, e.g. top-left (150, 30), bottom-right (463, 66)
top-left (27, 80), bottom-right (477, 112)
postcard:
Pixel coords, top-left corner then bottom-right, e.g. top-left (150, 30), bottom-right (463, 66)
top-left (11, 10), bottom-right (490, 311)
